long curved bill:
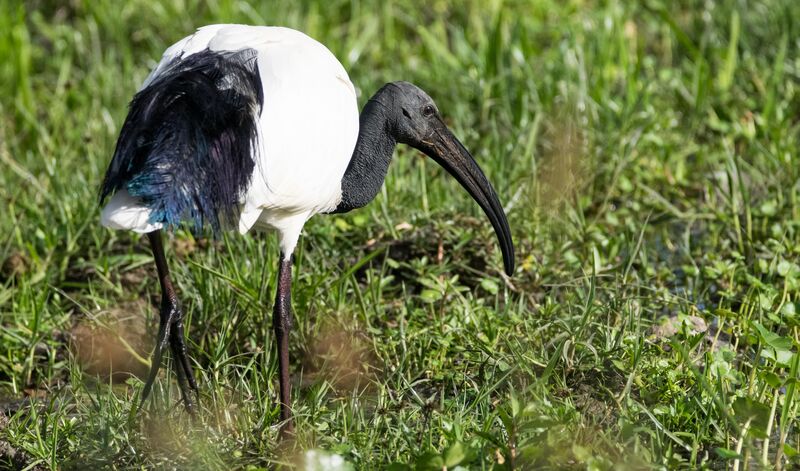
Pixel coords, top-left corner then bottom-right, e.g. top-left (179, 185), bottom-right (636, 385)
top-left (417, 119), bottom-right (515, 276)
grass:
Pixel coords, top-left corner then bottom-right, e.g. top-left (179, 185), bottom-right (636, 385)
top-left (1, 0), bottom-right (799, 468)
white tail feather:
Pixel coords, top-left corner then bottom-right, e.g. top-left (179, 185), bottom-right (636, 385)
top-left (100, 190), bottom-right (163, 233)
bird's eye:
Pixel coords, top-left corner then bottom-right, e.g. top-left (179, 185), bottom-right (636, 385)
top-left (422, 104), bottom-right (436, 117)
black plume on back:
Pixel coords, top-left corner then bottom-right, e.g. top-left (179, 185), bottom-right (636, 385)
top-left (100, 48), bottom-right (263, 232)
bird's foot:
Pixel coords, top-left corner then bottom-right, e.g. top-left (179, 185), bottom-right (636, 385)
top-left (169, 317), bottom-right (199, 414)
top-left (141, 303), bottom-right (198, 414)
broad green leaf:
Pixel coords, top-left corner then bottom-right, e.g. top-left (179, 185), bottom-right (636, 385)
top-left (784, 443), bottom-right (799, 458)
top-left (443, 442), bottom-right (468, 467)
top-left (480, 278), bottom-right (499, 295)
top-left (763, 371), bottom-right (783, 388)
top-left (420, 289), bottom-right (442, 303)
top-left (732, 397), bottom-right (771, 438)
top-left (715, 447), bottom-right (742, 460)
top-left (777, 259), bottom-right (797, 277)
top-left (414, 451), bottom-right (444, 470)
top-left (754, 322), bottom-right (793, 351)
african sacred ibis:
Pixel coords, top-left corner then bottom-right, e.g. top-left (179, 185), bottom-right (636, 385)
top-left (99, 24), bottom-right (514, 433)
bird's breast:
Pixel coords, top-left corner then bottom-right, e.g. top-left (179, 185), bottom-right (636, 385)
top-left (236, 44), bottom-right (360, 233)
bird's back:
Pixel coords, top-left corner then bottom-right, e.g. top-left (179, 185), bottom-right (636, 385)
top-left (101, 25), bottom-right (360, 239)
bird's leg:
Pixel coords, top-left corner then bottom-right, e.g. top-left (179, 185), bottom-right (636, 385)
top-left (273, 253), bottom-right (294, 436)
top-left (141, 231), bottom-right (198, 413)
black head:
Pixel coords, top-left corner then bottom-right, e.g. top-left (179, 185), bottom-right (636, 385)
top-left (382, 81), bottom-right (440, 145)
top-left (381, 81), bottom-right (515, 276)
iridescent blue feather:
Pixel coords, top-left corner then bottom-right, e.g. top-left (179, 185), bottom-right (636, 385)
top-left (99, 48), bottom-right (263, 233)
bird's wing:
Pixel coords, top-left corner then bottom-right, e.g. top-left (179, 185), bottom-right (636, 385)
top-left (141, 24), bottom-right (230, 89)
top-left (101, 26), bottom-right (264, 233)
top-left (105, 25), bottom-right (360, 243)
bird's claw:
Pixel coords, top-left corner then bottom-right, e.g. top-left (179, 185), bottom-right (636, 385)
top-left (140, 304), bottom-right (198, 414)
top-left (169, 317), bottom-right (199, 413)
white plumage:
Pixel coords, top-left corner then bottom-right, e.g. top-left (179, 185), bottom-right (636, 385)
top-left (101, 25), bottom-right (359, 255)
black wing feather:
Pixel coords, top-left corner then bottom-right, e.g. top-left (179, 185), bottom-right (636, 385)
top-left (99, 48), bottom-right (263, 232)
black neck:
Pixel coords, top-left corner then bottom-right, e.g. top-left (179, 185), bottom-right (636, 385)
top-left (331, 87), bottom-right (397, 213)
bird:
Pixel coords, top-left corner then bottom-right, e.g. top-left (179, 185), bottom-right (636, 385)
top-left (98, 24), bottom-right (514, 434)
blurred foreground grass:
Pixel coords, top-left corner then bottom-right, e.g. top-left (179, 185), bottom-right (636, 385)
top-left (1, 0), bottom-right (800, 469)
